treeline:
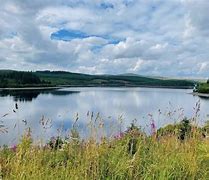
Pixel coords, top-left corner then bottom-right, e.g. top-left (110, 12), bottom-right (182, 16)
top-left (0, 71), bottom-right (45, 88)
top-left (196, 80), bottom-right (209, 93)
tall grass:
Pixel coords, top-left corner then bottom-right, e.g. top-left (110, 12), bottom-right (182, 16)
top-left (1, 108), bottom-right (209, 179)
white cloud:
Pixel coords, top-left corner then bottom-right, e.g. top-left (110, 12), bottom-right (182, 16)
top-left (198, 62), bottom-right (209, 73)
top-left (130, 59), bottom-right (145, 72)
top-left (183, 0), bottom-right (209, 35)
top-left (0, 0), bottom-right (209, 77)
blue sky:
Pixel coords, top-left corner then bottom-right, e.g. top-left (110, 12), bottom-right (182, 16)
top-left (0, 0), bottom-right (209, 77)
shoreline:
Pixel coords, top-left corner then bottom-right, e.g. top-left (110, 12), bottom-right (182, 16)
top-left (0, 87), bottom-right (60, 91)
top-left (189, 92), bottom-right (209, 98)
top-left (54, 84), bottom-right (194, 89)
top-left (0, 85), bottom-right (193, 90)
top-left (0, 85), bottom-right (194, 90)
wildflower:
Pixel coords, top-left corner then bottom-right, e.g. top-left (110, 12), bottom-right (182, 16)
top-left (114, 132), bottom-right (124, 140)
top-left (151, 120), bottom-right (156, 135)
top-left (11, 145), bottom-right (17, 152)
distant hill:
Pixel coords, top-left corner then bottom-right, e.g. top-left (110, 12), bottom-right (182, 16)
top-left (118, 73), bottom-right (142, 77)
top-left (35, 70), bottom-right (195, 88)
top-left (0, 70), bottom-right (195, 88)
top-left (0, 70), bottom-right (43, 88)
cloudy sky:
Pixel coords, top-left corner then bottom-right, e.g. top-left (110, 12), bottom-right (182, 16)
top-left (0, 0), bottom-right (209, 77)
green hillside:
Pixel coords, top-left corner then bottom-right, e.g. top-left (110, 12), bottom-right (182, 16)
top-left (0, 70), bottom-right (195, 88)
top-left (35, 71), bottom-right (195, 88)
top-left (0, 70), bottom-right (45, 88)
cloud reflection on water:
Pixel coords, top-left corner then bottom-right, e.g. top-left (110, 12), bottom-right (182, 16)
top-left (0, 87), bottom-right (209, 146)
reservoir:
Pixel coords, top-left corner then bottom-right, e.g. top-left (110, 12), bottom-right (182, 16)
top-left (0, 87), bottom-right (209, 146)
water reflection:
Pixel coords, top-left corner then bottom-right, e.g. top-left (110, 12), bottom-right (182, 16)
top-left (0, 87), bottom-right (209, 146)
top-left (0, 89), bottom-right (80, 102)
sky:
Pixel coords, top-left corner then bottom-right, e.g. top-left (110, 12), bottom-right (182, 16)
top-left (0, 0), bottom-right (209, 77)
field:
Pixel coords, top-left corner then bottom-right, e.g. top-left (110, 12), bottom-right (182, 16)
top-left (1, 114), bottom-right (209, 179)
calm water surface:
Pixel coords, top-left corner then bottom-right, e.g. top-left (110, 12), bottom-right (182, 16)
top-left (0, 87), bottom-right (209, 146)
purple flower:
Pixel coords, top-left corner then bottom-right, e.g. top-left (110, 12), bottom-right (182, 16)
top-left (11, 145), bottom-right (17, 152)
top-left (114, 132), bottom-right (124, 140)
top-left (151, 120), bottom-right (156, 135)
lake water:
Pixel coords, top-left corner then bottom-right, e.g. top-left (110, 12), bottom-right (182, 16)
top-left (0, 87), bottom-right (209, 146)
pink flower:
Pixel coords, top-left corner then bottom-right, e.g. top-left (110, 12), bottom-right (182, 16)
top-left (11, 145), bottom-right (17, 152)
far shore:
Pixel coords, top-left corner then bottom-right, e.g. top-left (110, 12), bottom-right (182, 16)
top-left (0, 85), bottom-right (194, 90)
top-left (0, 87), bottom-right (61, 91)
top-left (57, 85), bottom-right (194, 89)
top-left (190, 92), bottom-right (209, 98)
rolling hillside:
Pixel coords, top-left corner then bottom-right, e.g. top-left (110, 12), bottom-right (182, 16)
top-left (0, 70), bottom-right (195, 88)
top-left (35, 71), bottom-right (195, 88)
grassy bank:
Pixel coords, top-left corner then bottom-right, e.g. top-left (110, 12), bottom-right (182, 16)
top-left (1, 118), bottom-right (209, 179)
top-left (196, 83), bottom-right (209, 94)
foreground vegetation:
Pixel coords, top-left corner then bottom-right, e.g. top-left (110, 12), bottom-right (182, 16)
top-left (1, 117), bottom-right (209, 179)
top-left (0, 70), bottom-right (195, 88)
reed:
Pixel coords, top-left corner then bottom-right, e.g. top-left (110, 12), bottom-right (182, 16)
top-left (1, 115), bottom-right (209, 180)
top-left (1, 100), bottom-right (209, 179)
